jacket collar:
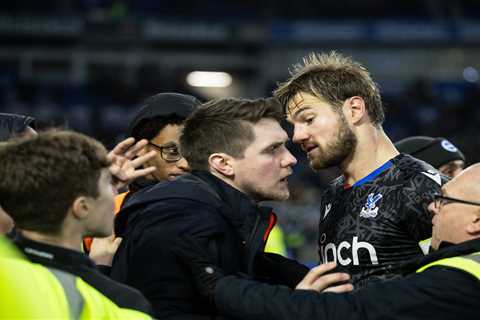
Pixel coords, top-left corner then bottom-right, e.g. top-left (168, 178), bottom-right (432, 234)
top-left (128, 177), bottom-right (157, 193)
top-left (13, 233), bottom-right (97, 270)
top-left (402, 238), bottom-right (480, 274)
top-left (192, 171), bottom-right (272, 237)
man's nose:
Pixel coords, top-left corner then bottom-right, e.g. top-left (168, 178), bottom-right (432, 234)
top-left (427, 201), bottom-right (438, 216)
top-left (176, 157), bottom-right (190, 172)
top-left (291, 124), bottom-right (308, 144)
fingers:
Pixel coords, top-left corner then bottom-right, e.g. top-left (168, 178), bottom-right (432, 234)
top-left (124, 139), bottom-right (149, 159)
top-left (307, 272), bottom-right (351, 292)
top-left (122, 167), bottom-right (157, 181)
top-left (296, 262), bottom-right (337, 288)
top-left (295, 262), bottom-right (352, 292)
top-left (108, 137), bottom-right (136, 160)
top-left (323, 283), bottom-right (354, 294)
top-left (130, 150), bottom-right (157, 168)
top-left (112, 237), bottom-right (123, 249)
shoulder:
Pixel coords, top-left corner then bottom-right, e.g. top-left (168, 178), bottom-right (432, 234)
top-left (392, 154), bottom-right (444, 185)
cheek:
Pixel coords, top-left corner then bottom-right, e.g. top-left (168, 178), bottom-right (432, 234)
top-left (312, 116), bottom-right (338, 139)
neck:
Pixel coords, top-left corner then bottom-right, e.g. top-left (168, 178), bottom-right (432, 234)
top-left (209, 170), bottom-right (256, 201)
top-left (21, 229), bottom-right (83, 252)
top-left (341, 126), bottom-right (399, 185)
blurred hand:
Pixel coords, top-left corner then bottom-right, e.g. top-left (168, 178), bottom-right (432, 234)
top-left (88, 234), bottom-right (122, 266)
top-left (295, 262), bottom-right (354, 293)
top-left (107, 137), bottom-right (156, 190)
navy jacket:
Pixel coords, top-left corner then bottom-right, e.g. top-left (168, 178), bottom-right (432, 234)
top-left (110, 171), bottom-right (276, 319)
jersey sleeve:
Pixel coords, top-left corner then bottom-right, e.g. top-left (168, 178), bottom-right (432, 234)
top-left (401, 172), bottom-right (442, 242)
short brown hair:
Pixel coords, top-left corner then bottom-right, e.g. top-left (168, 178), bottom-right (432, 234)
top-left (180, 97), bottom-right (283, 171)
top-left (275, 51), bottom-right (384, 126)
top-left (0, 130), bottom-right (110, 234)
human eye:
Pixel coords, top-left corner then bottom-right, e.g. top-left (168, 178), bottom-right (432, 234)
top-left (266, 143), bottom-right (283, 154)
top-left (165, 146), bottom-right (180, 155)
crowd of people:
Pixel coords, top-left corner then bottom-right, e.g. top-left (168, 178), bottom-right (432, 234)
top-left (1, 51), bottom-right (479, 319)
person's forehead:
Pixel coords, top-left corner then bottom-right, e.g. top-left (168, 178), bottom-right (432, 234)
top-left (287, 92), bottom-right (327, 119)
top-left (250, 119), bottom-right (288, 144)
top-left (153, 124), bottom-right (183, 142)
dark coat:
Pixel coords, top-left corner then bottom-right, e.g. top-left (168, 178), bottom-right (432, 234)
top-left (215, 238), bottom-right (480, 320)
top-left (111, 171), bottom-right (276, 319)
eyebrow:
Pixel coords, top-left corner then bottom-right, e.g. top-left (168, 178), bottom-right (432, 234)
top-left (290, 106), bottom-right (313, 119)
top-left (262, 139), bottom-right (288, 152)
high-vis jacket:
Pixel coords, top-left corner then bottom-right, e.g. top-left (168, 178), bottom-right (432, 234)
top-left (0, 236), bottom-right (151, 319)
top-left (214, 238), bottom-right (480, 320)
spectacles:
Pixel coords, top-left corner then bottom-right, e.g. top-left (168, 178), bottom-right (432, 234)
top-left (148, 142), bottom-right (182, 162)
top-left (433, 193), bottom-right (480, 210)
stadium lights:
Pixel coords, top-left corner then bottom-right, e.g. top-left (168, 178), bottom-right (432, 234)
top-left (186, 71), bottom-right (232, 88)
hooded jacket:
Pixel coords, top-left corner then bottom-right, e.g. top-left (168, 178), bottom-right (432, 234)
top-left (110, 171), bottom-right (276, 319)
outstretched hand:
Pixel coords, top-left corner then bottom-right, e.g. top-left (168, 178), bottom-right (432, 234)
top-left (107, 137), bottom-right (156, 190)
top-left (295, 262), bottom-right (354, 293)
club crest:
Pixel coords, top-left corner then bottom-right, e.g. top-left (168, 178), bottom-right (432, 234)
top-left (360, 193), bottom-right (383, 218)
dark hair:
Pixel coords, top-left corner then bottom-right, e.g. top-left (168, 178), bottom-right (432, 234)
top-left (180, 97), bottom-right (283, 171)
top-left (275, 51), bottom-right (384, 127)
top-left (130, 114), bottom-right (185, 141)
top-left (0, 130), bottom-right (109, 234)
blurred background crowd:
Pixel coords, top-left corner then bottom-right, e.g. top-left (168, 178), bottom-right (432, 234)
top-left (1, 0), bottom-right (479, 263)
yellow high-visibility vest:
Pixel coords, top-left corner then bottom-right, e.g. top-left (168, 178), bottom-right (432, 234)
top-left (0, 236), bottom-right (151, 319)
top-left (417, 251), bottom-right (480, 280)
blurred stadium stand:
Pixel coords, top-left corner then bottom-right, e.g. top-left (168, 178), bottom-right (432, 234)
top-left (1, 0), bottom-right (479, 263)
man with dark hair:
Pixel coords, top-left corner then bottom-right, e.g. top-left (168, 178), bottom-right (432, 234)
top-left (175, 163), bottom-right (480, 320)
top-left (273, 52), bottom-right (442, 288)
top-left (0, 130), bottom-right (153, 315)
top-left (395, 136), bottom-right (465, 178)
top-left (84, 92), bottom-right (199, 253)
top-left (111, 97), bottom-right (301, 319)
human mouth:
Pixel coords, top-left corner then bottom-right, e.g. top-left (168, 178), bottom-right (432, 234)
top-left (304, 145), bottom-right (318, 157)
top-left (168, 174), bottom-right (182, 181)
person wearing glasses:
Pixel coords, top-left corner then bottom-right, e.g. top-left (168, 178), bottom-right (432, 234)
top-left (110, 98), bottom-right (303, 319)
top-left (173, 163), bottom-right (480, 320)
top-left (83, 92), bottom-right (200, 255)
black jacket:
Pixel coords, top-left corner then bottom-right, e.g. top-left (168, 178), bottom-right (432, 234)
top-left (110, 171), bottom-right (276, 319)
top-left (215, 238), bottom-right (480, 320)
top-left (14, 234), bottom-right (153, 315)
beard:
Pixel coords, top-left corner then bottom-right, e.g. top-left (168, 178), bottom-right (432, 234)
top-left (310, 113), bottom-right (357, 170)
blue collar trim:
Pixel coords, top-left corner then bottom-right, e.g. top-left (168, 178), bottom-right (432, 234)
top-left (351, 160), bottom-right (393, 188)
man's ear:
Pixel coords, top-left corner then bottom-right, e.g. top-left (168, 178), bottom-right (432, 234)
top-left (208, 153), bottom-right (235, 177)
top-left (71, 196), bottom-right (90, 220)
top-left (344, 96), bottom-right (367, 125)
top-left (466, 214), bottom-right (480, 235)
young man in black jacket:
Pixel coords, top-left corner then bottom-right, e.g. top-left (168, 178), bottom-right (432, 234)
top-left (0, 130), bottom-right (155, 315)
top-left (175, 163), bottom-right (480, 320)
top-left (110, 97), bottom-right (305, 319)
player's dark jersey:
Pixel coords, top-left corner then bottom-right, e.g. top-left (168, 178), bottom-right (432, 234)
top-left (318, 153), bottom-right (443, 288)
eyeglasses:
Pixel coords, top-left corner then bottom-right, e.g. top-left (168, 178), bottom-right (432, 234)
top-left (433, 193), bottom-right (480, 210)
top-left (148, 142), bottom-right (182, 162)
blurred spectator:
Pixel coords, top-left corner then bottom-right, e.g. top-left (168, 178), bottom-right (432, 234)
top-left (395, 136), bottom-right (466, 178)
